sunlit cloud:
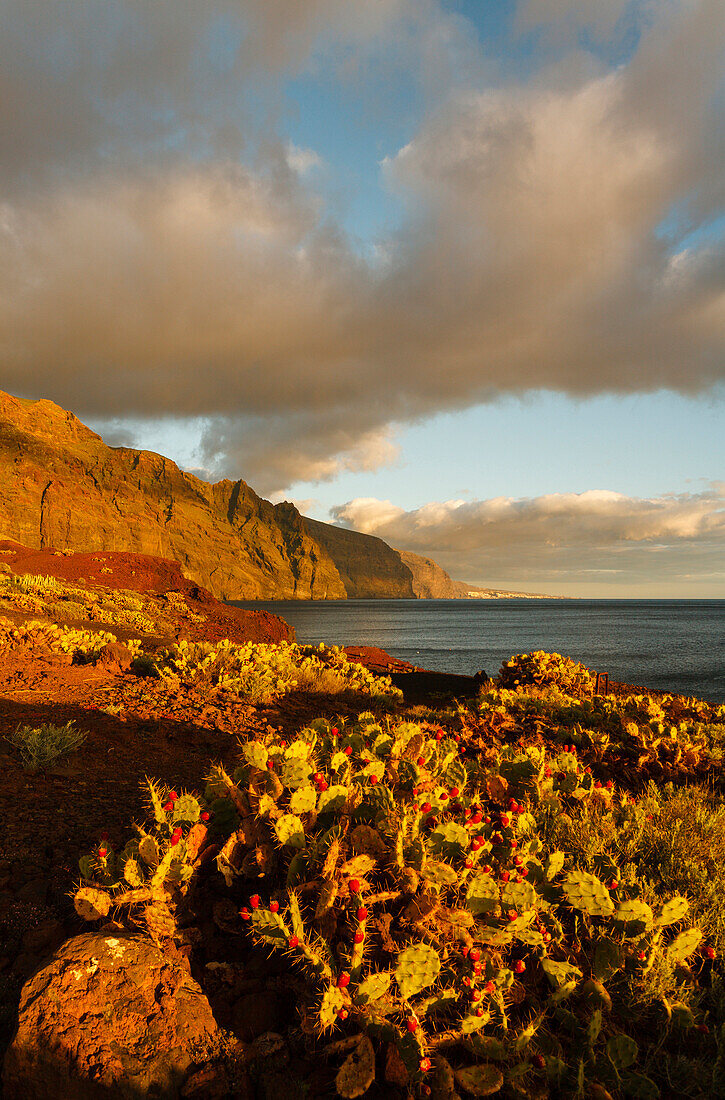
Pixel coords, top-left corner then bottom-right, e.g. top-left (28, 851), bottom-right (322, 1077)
top-left (331, 485), bottom-right (725, 593)
top-left (0, 0), bottom-right (722, 492)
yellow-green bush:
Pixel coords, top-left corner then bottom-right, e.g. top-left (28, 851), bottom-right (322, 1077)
top-left (498, 650), bottom-right (593, 695)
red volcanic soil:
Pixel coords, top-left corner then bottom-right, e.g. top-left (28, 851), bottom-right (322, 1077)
top-left (0, 540), bottom-right (292, 645)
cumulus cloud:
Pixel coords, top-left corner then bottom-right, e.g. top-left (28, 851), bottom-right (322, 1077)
top-left (0, 0), bottom-right (722, 489)
top-left (331, 485), bottom-right (725, 594)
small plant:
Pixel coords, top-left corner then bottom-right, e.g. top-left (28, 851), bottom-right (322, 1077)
top-left (7, 720), bottom-right (87, 771)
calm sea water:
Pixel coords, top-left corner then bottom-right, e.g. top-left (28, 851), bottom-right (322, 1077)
top-left (230, 599), bottom-right (725, 704)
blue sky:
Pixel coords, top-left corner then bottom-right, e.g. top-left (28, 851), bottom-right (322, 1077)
top-left (1, 0), bottom-right (723, 595)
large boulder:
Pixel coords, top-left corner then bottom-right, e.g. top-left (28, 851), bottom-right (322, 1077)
top-left (3, 931), bottom-right (224, 1099)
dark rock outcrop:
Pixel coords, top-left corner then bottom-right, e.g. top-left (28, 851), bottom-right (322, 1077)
top-left (2, 932), bottom-right (224, 1099)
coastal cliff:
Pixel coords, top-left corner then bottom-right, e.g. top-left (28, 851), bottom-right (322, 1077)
top-left (0, 390), bottom-right (559, 600)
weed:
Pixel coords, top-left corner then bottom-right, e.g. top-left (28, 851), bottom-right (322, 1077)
top-left (7, 720), bottom-right (87, 771)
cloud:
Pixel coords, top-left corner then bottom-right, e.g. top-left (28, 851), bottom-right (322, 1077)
top-left (0, 0), bottom-right (722, 490)
top-left (331, 484), bottom-right (725, 593)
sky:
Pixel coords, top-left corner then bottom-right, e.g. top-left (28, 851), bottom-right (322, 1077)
top-left (1, 0), bottom-right (723, 596)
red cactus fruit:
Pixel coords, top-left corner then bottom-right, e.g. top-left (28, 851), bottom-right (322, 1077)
top-left (337, 973), bottom-right (350, 988)
top-left (419, 1057), bottom-right (432, 1072)
top-left (484, 981), bottom-right (495, 994)
top-left (163, 802), bottom-right (174, 812)
top-left (705, 946), bottom-right (716, 959)
top-left (357, 907), bottom-right (368, 921)
top-left (369, 775), bottom-right (379, 785)
top-left (406, 1017), bottom-right (418, 1032)
top-left (449, 787), bottom-right (459, 797)
top-left (514, 960), bottom-right (526, 974)
top-left (469, 948), bottom-right (481, 962)
top-left (239, 908), bottom-right (251, 920)
top-left (348, 879), bottom-right (361, 893)
top-left (344, 746), bottom-right (353, 756)
top-left (421, 802), bottom-right (432, 813)
top-left (289, 935), bottom-right (299, 947)
top-left (269, 901), bottom-right (279, 913)
top-left (249, 895), bottom-right (260, 909)
top-left (354, 931), bottom-right (364, 944)
top-left (200, 811), bottom-right (210, 821)
top-left (98, 848), bottom-right (107, 858)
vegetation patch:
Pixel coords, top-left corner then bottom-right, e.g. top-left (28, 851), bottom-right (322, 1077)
top-left (72, 656), bottom-right (725, 1099)
top-left (7, 720), bottom-right (87, 772)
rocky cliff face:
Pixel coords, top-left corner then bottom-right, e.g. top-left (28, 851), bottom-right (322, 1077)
top-left (0, 391), bottom-right (347, 600)
top-left (0, 391), bottom-right (470, 600)
top-left (396, 550), bottom-right (461, 598)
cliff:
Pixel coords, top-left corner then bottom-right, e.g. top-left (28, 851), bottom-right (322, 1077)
top-left (0, 391), bottom-right (345, 600)
top-left (0, 390), bottom-right (557, 600)
top-left (396, 550), bottom-right (461, 598)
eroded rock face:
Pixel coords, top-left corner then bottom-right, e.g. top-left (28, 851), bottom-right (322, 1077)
top-left (0, 389), bottom-right (469, 601)
top-left (0, 390), bottom-right (346, 600)
top-left (2, 932), bottom-right (223, 1099)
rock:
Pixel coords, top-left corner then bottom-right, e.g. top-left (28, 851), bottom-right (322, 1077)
top-left (3, 931), bottom-right (223, 1099)
top-left (96, 643), bottom-right (133, 671)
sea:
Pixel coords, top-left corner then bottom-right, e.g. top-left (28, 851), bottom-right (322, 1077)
top-left (229, 599), bottom-right (725, 704)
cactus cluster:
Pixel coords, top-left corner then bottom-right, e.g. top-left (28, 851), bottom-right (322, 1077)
top-left (497, 651), bottom-right (594, 696)
top-left (72, 707), bottom-right (723, 1098)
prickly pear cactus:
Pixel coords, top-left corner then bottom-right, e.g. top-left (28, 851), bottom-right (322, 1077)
top-left (666, 927), bottom-right (702, 963)
top-left (454, 1064), bottom-right (505, 1096)
top-left (614, 899), bottom-right (654, 934)
top-left (74, 886), bottom-right (112, 921)
top-left (275, 813), bottom-right (305, 848)
top-left (395, 943), bottom-right (441, 1000)
top-left (336, 1035), bottom-right (376, 1098)
top-left (466, 874), bottom-right (500, 915)
top-left (655, 895), bottom-right (689, 926)
top-left (243, 740), bottom-right (269, 770)
top-left (562, 871), bottom-right (614, 917)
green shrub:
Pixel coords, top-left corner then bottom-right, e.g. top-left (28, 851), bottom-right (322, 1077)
top-left (7, 720), bottom-right (87, 771)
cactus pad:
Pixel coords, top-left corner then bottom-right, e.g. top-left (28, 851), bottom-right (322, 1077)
top-left (422, 860), bottom-right (458, 888)
top-left (243, 741), bottom-right (269, 770)
top-left (606, 1034), bottom-right (638, 1069)
top-left (454, 1064), bottom-right (505, 1096)
top-left (395, 943), bottom-right (441, 1000)
top-left (281, 758), bottom-right (313, 790)
top-left (429, 821), bottom-right (470, 857)
top-left (318, 785), bottom-right (349, 813)
top-left (466, 874), bottom-right (500, 915)
top-left (614, 899), bottom-right (654, 934)
top-left (336, 1035), bottom-right (375, 1098)
top-left (594, 937), bottom-right (624, 981)
top-left (319, 984), bottom-right (346, 1031)
top-left (354, 971), bottom-right (391, 1005)
top-left (289, 785), bottom-right (318, 814)
top-left (123, 857), bottom-right (144, 887)
top-left (275, 813), bottom-right (306, 848)
top-left (501, 879), bottom-right (537, 910)
top-left (74, 886), bottom-right (112, 921)
top-left (656, 895), bottom-right (689, 926)
top-left (561, 871), bottom-right (614, 917)
top-left (666, 927), bottom-right (702, 963)
top-left (138, 835), bottom-right (159, 868)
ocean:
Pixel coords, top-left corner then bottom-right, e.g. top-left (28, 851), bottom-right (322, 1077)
top-left (229, 599), bottom-right (725, 704)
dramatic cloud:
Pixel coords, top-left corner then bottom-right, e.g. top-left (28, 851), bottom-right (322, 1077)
top-left (331, 485), bottom-right (725, 595)
top-left (0, 0), bottom-right (722, 489)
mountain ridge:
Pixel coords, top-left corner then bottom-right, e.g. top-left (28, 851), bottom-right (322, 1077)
top-left (0, 390), bottom-right (560, 600)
